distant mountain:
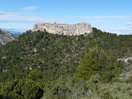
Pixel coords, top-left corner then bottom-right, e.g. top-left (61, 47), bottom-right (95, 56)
top-left (0, 28), bottom-right (15, 45)
top-left (7, 30), bottom-right (22, 36)
top-left (5, 28), bottom-right (27, 36)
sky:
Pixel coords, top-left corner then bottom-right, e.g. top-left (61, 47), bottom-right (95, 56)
top-left (0, 0), bottom-right (132, 34)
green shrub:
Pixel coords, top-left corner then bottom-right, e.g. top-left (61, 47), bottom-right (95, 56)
top-left (71, 47), bottom-right (124, 82)
top-left (26, 70), bottom-right (43, 81)
top-left (0, 79), bottom-right (44, 99)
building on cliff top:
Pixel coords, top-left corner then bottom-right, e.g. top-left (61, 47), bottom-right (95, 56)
top-left (33, 23), bottom-right (92, 35)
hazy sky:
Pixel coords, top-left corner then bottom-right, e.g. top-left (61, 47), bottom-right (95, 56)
top-left (0, 0), bottom-right (132, 34)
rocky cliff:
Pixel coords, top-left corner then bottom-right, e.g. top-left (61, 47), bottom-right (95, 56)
top-left (33, 22), bottom-right (92, 35)
top-left (0, 29), bottom-right (15, 45)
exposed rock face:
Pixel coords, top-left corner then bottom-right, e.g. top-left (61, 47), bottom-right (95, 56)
top-left (0, 29), bottom-right (15, 45)
top-left (117, 57), bottom-right (132, 63)
top-left (33, 23), bottom-right (92, 35)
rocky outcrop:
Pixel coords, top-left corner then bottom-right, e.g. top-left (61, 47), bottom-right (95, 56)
top-left (0, 29), bottom-right (15, 45)
top-left (33, 22), bottom-right (92, 35)
top-left (117, 57), bottom-right (132, 63)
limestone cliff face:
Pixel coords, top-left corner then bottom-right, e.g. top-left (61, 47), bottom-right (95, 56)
top-left (33, 23), bottom-right (92, 35)
top-left (0, 29), bottom-right (15, 45)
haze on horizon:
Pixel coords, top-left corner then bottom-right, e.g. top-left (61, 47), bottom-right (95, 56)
top-left (0, 0), bottom-right (132, 35)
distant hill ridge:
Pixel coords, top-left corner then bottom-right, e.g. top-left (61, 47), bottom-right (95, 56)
top-left (33, 22), bottom-right (92, 35)
top-left (0, 29), bottom-right (15, 45)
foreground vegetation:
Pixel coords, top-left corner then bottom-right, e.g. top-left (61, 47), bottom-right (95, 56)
top-left (0, 28), bottom-right (132, 99)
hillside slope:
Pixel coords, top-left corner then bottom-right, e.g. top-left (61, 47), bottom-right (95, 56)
top-left (0, 28), bottom-right (131, 99)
